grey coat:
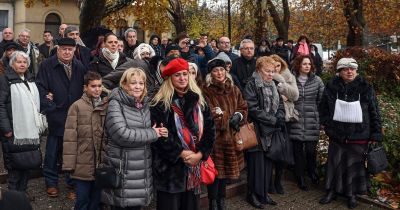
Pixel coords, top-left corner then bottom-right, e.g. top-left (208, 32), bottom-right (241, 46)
top-left (289, 74), bottom-right (324, 142)
top-left (102, 88), bottom-right (158, 207)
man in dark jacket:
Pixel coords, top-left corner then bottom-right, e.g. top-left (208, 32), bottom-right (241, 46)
top-left (0, 28), bottom-right (14, 57)
top-left (38, 31), bottom-right (54, 59)
top-left (271, 37), bottom-right (290, 64)
top-left (35, 38), bottom-right (86, 198)
top-left (63, 26), bottom-right (91, 69)
top-left (123, 28), bottom-right (139, 59)
top-left (218, 36), bottom-right (239, 61)
top-left (230, 39), bottom-right (256, 90)
top-left (16, 29), bottom-right (39, 77)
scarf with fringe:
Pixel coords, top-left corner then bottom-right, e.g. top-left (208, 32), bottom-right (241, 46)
top-left (102, 48), bottom-right (119, 69)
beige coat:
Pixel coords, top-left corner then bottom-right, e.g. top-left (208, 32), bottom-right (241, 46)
top-left (62, 94), bottom-right (108, 181)
top-left (273, 68), bottom-right (300, 122)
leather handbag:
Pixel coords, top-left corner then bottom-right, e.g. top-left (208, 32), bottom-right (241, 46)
top-left (264, 129), bottom-right (294, 165)
top-left (366, 145), bottom-right (388, 175)
top-left (232, 123), bottom-right (258, 151)
top-left (95, 120), bottom-right (122, 189)
top-left (9, 148), bottom-right (42, 170)
top-left (200, 156), bottom-right (218, 185)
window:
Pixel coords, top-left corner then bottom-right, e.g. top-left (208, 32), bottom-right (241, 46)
top-left (45, 13), bottom-right (61, 37)
top-left (0, 10), bottom-right (8, 32)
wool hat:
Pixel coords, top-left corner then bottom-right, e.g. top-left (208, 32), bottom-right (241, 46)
top-left (162, 57), bottom-right (189, 78)
top-left (207, 58), bottom-right (226, 73)
top-left (165, 44), bottom-right (180, 56)
top-left (132, 43), bottom-right (155, 60)
top-left (64, 26), bottom-right (79, 37)
top-left (58, 38), bottom-right (76, 46)
top-left (3, 42), bottom-right (22, 51)
top-left (214, 52), bottom-right (232, 64)
top-left (336, 57), bottom-right (358, 71)
top-left (188, 62), bottom-right (198, 75)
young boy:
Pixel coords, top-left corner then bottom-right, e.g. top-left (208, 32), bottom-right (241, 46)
top-left (62, 71), bottom-right (108, 210)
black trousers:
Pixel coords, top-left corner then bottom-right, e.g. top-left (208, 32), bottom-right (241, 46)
top-left (156, 190), bottom-right (200, 210)
top-left (246, 151), bottom-right (273, 203)
top-left (7, 170), bottom-right (29, 192)
top-left (111, 206), bottom-right (141, 210)
top-left (207, 178), bottom-right (227, 199)
top-left (292, 141), bottom-right (318, 177)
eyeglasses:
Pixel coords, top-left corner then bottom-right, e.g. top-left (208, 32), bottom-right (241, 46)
top-left (242, 47), bottom-right (254, 51)
top-left (219, 41), bottom-right (230, 45)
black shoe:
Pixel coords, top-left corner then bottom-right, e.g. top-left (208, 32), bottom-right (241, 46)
top-left (310, 173), bottom-right (320, 185)
top-left (268, 185), bottom-right (276, 194)
top-left (347, 195), bottom-right (358, 209)
top-left (217, 198), bottom-right (225, 210)
top-left (209, 199), bottom-right (218, 210)
top-left (246, 193), bottom-right (264, 209)
top-left (274, 180), bottom-right (284, 194)
top-left (319, 190), bottom-right (336, 204)
top-left (297, 177), bottom-right (309, 191)
top-left (265, 195), bottom-right (277, 205)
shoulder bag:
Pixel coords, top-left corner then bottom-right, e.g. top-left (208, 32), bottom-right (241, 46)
top-left (366, 144), bottom-right (388, 175)
top-left (232, 122), bottom-right (258, 151)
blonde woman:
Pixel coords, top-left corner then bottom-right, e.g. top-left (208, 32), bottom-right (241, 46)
top-left (151, 58), bottom-right (216, 210)
top-left (102, 68), bottom-right (168, 210)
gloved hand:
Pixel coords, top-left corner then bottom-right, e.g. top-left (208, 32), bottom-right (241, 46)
top-left (229, 113), bottom-right (242, 132)
top-left (214, 107), bottom-right (223, 116)
top-left (275, 117), bottom-right (285, 128)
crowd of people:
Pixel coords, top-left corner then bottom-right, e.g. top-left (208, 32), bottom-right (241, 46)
top-left (0, 24), bottom-right (383, 210)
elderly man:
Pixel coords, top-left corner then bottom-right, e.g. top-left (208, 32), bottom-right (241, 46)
top-left (58, 24), bottom-right (67, 39)
top-left (63, 26), bottom-right (91, 68)
top-left (218, 36), bottom-right (239, 61)
top-left (230, 39), bottom-right (256, 90)
top-left (36, 37), bottom-right (86, 198)
top-left (17, 29), bottom-right (39, 77)
top-left (123, 28), bottom-right (139, 59)
top-left (38, 31), bottom-right (54, 59)
top-left (0, 28), bottom-right (14, 56)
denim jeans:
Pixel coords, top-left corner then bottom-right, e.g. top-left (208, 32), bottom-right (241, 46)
top-left (43, 135), bottom-right (73, 187)
top-left (74, 179), bottom-right (101, 210)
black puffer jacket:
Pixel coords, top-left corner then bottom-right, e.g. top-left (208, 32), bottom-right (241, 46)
top-left (289, 73), bottom-right (324, 142)
top-left (89, 52), bottom-right (130, 77)
top-left (150, 91), bottom-right (216, 193)
top-left (319, 76), bottom-right (383, 142)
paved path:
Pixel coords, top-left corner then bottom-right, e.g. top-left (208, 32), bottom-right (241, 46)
top-left (0, 176), bottom-right (384, 210)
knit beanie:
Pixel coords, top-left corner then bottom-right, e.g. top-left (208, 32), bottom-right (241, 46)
top-left (214, 52), bottom-right (232, 64)
top-left (162, 58), bottom-right (189, 78)
top-left (64, 26), bottom-right (79, 37)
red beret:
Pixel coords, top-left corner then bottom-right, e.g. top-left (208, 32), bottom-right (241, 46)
top-left (162, 58), bottom-right (189, 78)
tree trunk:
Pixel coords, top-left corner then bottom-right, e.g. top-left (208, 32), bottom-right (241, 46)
top-left (79, 0), bottom-right (107, 34)
top-left (266, 0), bottom-right (290, 40)
top-left (343, 0), bottom-right (365, 46)
top-left (254, 0), bottom-right (266, 44)
top-left (167, 0), bottom-right (187, 35)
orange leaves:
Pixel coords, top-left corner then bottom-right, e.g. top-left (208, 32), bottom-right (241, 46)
top-left (373, 172), bottom-right (400, 209)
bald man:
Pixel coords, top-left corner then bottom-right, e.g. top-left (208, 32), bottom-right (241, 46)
top-left (0, 28), bottom-right (14, 56)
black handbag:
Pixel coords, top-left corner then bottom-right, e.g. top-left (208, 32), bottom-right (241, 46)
top-left (366, 145), bottom-right (388, 175)
top-left (94, 118), bottom-right (122, 189)
top-left (264, 128), bottom-right (294, 165)
top-left (9, 148), bottom-right (42, 170)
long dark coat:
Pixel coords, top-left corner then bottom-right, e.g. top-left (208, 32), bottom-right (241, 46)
top-left (318, 76), bottom-right (382, 142)
top-left (202, 79), bottom-right (248, 179)
top-left (150, 91), bottom-right (216, 193)
top-left (230, 56), bottom-right (256, 91)
top-left (35, 55), bottom-right (86, 136)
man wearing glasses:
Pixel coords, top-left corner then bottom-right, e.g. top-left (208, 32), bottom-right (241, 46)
top-left (218, 36), bottom-right (239, 61)
top-left (230, 39), bottom-right (256, 90)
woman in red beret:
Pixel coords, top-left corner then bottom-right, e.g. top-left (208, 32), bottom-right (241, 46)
top-left (150, 58), bottom-right (216, 210)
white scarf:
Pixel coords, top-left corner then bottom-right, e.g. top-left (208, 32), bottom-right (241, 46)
top-left (10, 81), bottom-right (41, 145)
top-left (102, 48), bottom-right (119, 69)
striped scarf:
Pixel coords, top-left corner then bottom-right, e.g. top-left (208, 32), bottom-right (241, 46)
top-left (171, 99), bottom-right (204, 194)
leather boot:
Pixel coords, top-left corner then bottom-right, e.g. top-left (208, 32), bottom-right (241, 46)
top-left (268, 177), bottom-right (276, 194)
top-left (274, 169), bottom-right (284, 194)
top-left (246, 193), bottom-right (264, 209)
top-left (319, 189), bottom-right (336, 204)
top-left (297, 176), bottom-right (309, 191)
top-left (347, 195), bottom-right (358, 209)
top-left (217, 198), bottom-right (225, 210)
top-left (208, 199), bottom-right (218, 210)
top-left (265, 195), bottom-right (277, 205)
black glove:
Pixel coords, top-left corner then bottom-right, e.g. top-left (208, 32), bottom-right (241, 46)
top-left (229, 113), bottom-right (241, 132)
top-left (275, 117), bottom-right (285, 128)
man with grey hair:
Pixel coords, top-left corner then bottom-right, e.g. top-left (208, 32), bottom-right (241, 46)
top-left (123, 28), bottom-right (139, 59)
top-left (230, 39), bottom-right (256, 90)
top-left (0, 28), bottom-right (14, 56)
top-left (218, 36), bottom-right (239, 61)
top-left (17, 29), bottom-right (39, 77)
